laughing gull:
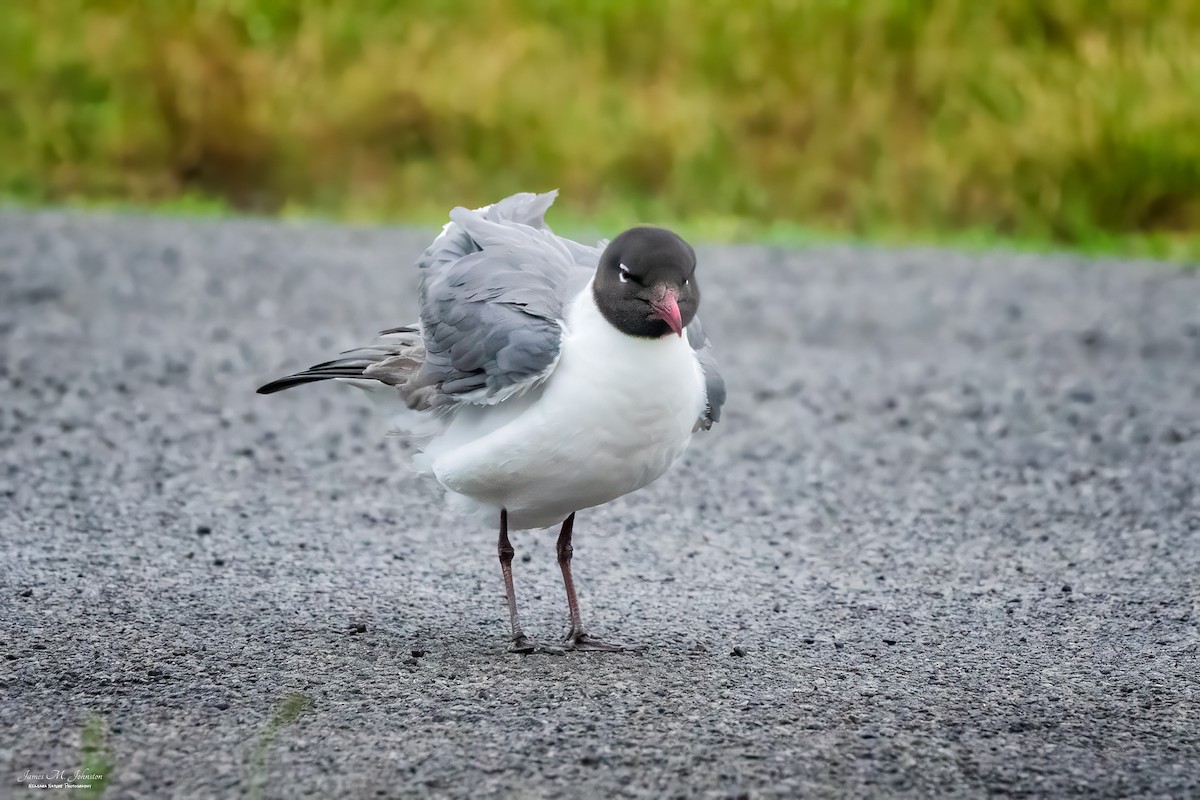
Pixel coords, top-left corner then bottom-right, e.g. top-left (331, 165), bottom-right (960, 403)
top-left (258, 190), bottom-right (725, 653)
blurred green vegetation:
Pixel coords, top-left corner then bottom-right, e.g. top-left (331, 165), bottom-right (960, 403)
top-left (3, 1), bottom-right (1199, 256)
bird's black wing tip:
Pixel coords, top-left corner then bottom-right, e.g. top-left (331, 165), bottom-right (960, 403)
top-left (378, 324), bottom-right (419, 336)
top-left (256, 379), bottom-right (291, 395)
top-left (256, 366), bottom-right (377, 395)
top-left (256, 375), bottom-right (321, 395)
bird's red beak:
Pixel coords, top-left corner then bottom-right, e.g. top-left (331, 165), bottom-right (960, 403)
top-left (649, 289), bottom-right (684, 337)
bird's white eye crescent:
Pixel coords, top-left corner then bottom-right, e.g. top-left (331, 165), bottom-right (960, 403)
top-left (619, 263), bottom-right (630, 283)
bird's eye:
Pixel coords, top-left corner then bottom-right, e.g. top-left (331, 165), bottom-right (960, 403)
top-left (619, 272), bottom-right (629, 284)
top-left (683, 278), bottom-right (689, 286)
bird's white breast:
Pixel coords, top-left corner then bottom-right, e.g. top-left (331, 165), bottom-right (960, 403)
top-left (428, 283), bottom-right (707, 529)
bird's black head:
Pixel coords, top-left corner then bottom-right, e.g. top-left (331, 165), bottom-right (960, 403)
top-left (593, 226), bottom-right (699, 339)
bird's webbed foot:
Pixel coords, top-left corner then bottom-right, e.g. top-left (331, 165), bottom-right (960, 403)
top-left (509, 634), bottom-right (567, 656)
top-left (563, 629), bottom-right (645, 653)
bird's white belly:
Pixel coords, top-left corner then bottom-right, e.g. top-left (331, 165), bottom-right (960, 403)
top-left (429, 290), bottom-right (706, 529)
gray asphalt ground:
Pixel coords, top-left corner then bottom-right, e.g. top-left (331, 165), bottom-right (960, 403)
top-left (1, 210), bottom-right (1198, 799)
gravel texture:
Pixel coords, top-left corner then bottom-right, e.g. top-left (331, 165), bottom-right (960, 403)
top-left (1, 210), bottom-right (1198, 798)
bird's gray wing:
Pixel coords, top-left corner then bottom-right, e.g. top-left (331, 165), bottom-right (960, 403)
top-left (686, 317), bottom-right (726, 431)
top-left (413, 190), bottom-right (596, 408)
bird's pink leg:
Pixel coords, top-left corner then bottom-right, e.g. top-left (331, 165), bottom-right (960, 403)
top-left (556, 513), bottom-right (642, 653)
top-left (498, 509), bottom-right (563, 655)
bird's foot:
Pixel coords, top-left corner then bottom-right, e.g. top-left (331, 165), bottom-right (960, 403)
top-left (564, 630), bottom-right (644, 653)
top-left (509, 634), bottom-right (566, 656)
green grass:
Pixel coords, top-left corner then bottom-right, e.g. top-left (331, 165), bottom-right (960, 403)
top-left (3, 1), bottom-right (1199, 259)
top-left (245, 692), bottom-right (315, 800)
top-left (79, 715), bottom-right (113, 800)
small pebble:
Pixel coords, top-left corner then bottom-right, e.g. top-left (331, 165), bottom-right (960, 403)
top-left (1162, 428), bottom-right (1186, 445)
top-left (1062, 584), bottom-right (1073, 593)
top-left (19, 588), bottom-right (33, 598)
top-left (351, 622), bottom-right (367, 634)
top-left (731, 646), bottom-right (747, 657)
top-left (212, 557), bottom-right (225, 566)
top-left (196, 525), bottom-right (212, 536)
top-left (1067, 387), bottom-right (1095, 404)
top-left (411, 648), bottom-right (426, 658)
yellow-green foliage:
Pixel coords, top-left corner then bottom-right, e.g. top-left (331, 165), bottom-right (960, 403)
top-left (4, 0), bottom-right (1199, 247)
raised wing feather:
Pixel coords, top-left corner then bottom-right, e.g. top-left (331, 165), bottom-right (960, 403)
top-left (412, 191), bottom-right (597, 407)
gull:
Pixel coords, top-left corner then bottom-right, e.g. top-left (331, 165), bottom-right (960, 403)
top-left (258, 191), bottom-right (725, 653)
